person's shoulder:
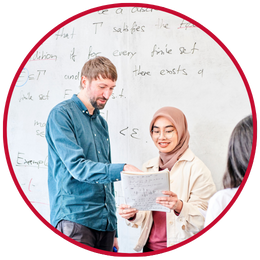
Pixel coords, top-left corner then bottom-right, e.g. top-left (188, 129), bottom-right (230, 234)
top-left (47, 99), bottom-right (76, 125)
top-left (210, 187), bottom-right (239, 203)
top-left (180, 149), bottom-right (212, 177)
top-left (54, 98), bottom-right (74, 111)
top-left (142, 156), bottom-right (159, 171)
top-left (189, 149), bottom-right (210, 168)
top-left (50, 99), bottom-right (74, 115)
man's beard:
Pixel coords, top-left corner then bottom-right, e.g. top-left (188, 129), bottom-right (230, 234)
top-left (90, 97), bottom-right (108, 110)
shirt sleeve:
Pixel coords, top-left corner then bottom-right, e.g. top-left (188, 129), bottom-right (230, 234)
top-left (177, 161), bottom-right (217, 232)
top-left (46, 107), bottom-right (125, 184)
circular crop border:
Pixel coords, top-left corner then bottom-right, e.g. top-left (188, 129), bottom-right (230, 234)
top-left (3, 2), bottom-right (257, 257)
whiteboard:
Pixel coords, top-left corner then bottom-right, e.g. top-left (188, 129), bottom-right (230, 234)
top-left (6, 6), bottom-right (252, 253)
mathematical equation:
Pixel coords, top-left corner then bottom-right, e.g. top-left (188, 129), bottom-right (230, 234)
top-left (121, 171), bottom-right (170, 212)
top-left (13, 7), bottom-right (207, 172)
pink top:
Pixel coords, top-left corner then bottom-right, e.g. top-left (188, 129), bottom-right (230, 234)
top-left (145, 211), bottom-right (167, 251)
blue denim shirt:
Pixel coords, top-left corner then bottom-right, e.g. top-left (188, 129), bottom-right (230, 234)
top-left (45, 94), bottom-right (125, 233)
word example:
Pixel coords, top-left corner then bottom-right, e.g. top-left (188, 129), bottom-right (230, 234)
top-left (16, 152), bottom-right (48, 169)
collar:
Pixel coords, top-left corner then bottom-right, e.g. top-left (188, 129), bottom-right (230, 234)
top-left (71, 94), bottom-right (100, 118)
top-left (145, 148), bottom-right (195, 169)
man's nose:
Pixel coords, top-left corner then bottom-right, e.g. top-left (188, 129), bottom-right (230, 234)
top-left (103, 89), bottom-right (112, 99)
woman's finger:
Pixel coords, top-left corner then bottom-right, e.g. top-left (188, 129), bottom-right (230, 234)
top-left (162, 190), bottom-right (176, 196)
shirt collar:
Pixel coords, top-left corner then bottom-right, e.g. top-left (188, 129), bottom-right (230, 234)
top-left (71, 94), bottom-right (100, 118)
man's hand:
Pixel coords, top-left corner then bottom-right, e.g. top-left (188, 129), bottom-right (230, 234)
top-left (123, 164), bottom-right (142, 172)
top-left (113, 237), bottom-right (119, 252)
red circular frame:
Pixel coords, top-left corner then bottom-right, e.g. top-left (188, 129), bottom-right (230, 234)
top-left (3, 2), bottom-right (257, 257)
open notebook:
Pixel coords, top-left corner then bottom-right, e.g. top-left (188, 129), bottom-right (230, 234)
top-left (120, 169), bottom-right (170, 212)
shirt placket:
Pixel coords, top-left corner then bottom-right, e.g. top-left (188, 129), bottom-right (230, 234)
top-left (90, 116), bottom-right (110, 230)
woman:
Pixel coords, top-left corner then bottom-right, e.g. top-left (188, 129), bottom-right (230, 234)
top-left (119, 107), bottom-right (217, 252)
top-left (204, 115), bottom-right (253, 226)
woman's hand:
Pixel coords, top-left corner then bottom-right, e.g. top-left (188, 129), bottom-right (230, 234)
top-left (118, 204), bottom-right (138, 220)
top-left (156, 191), bottom-right (183, 213)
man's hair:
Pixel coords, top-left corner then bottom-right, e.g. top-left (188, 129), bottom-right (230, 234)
top-left (80, 56), bottom-right (117, 88)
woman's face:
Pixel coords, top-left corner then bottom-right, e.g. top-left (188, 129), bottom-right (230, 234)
top-left (152, 116), bottom-right (178, 153)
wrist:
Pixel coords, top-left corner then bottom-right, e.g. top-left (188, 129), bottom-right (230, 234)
top-left (174, 200), bottom-right (183, 213)
top-left (128, 214), bottom-right (136, 221)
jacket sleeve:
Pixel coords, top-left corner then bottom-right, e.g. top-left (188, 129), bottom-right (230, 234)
top-left (126, 211), bottom-right (149, 228)
top-left (45, 107), bottom-right (125, 184)
top-left (177, 160), bottom-right (217, 232)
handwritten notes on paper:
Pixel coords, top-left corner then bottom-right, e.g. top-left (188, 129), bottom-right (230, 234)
top-left (121, 169), bottom-right (170, 212)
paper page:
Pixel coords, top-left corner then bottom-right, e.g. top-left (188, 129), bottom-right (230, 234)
top-left (121, 170), bottom-right (170, 212)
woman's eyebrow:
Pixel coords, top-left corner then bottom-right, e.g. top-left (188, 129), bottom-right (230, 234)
top-left (153, 125), bottom-right (175, 129)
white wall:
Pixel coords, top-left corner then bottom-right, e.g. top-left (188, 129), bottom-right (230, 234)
top-left (2, 1), bottom-right (258, 258)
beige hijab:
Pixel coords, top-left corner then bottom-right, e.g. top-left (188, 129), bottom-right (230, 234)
top-left (149, 107), bottom-right (190, 170)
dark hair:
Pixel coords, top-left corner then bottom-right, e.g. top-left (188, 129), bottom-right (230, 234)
top-left (223, 115), bottom-right (253, 188)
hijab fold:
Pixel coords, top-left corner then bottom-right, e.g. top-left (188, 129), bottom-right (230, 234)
top-left (149, 107), bottom-right (190, 170)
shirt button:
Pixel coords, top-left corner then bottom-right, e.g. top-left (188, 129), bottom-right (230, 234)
top-left (107, 139), bottom-right (109, 141)
top-left (94, 134), bottom-right (96, 136)
top-left (169, 221), bottom-right (173, 225)
top-left (116, 179), bottom-right (119, 181)
top-left (182, 225), bottom-right (185, 230)
top-left (82, 110), bottom-right (85, 113)
top-left (98, 151), bottom-right (100, 154)
top-left (96, 181), bottom-right (98, 184)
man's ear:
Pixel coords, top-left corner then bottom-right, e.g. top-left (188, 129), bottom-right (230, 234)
top-left (81, 76), bottom-right (89, 89)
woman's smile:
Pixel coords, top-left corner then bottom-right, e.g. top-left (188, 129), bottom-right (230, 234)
top-left (158, 141), bottom-right (171, 148)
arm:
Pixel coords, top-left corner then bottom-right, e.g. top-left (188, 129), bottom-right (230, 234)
top-left (46, 108), bottom-right (125, 184)
top-left (177, 163), bottom-right (217, 232)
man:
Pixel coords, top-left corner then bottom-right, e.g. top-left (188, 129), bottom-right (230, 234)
top-left (45, 56), bottom-right (140, 251)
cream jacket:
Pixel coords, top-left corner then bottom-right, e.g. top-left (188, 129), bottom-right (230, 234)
top-left (126, 148), bottom-right (217, 252)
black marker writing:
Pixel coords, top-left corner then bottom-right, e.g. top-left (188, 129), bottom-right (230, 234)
top-left (120, 127), bottom-right (141, 139)
top-left (160, 65), bottom-right (188, 76)
top-left (133, 66), bottom-right (151, 76)
top-left (151, 44), bottom-right (172, 57)
top-left (70, 48), bottom-right (76, 62)
top-left (113, 21), bottom-right (145, 34)
top-left (55, 27), bottom-right (75, 40)
top-left (179, 42), bottom-right (199, 54)
top-left (93, 22), bottom-right (103, 34)
top-left (155, 19), bottom-right (169, 29)
top-left (88, 46), bottom-right (101, 59)
top-left (113, 50), bottom-right (136, 59)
